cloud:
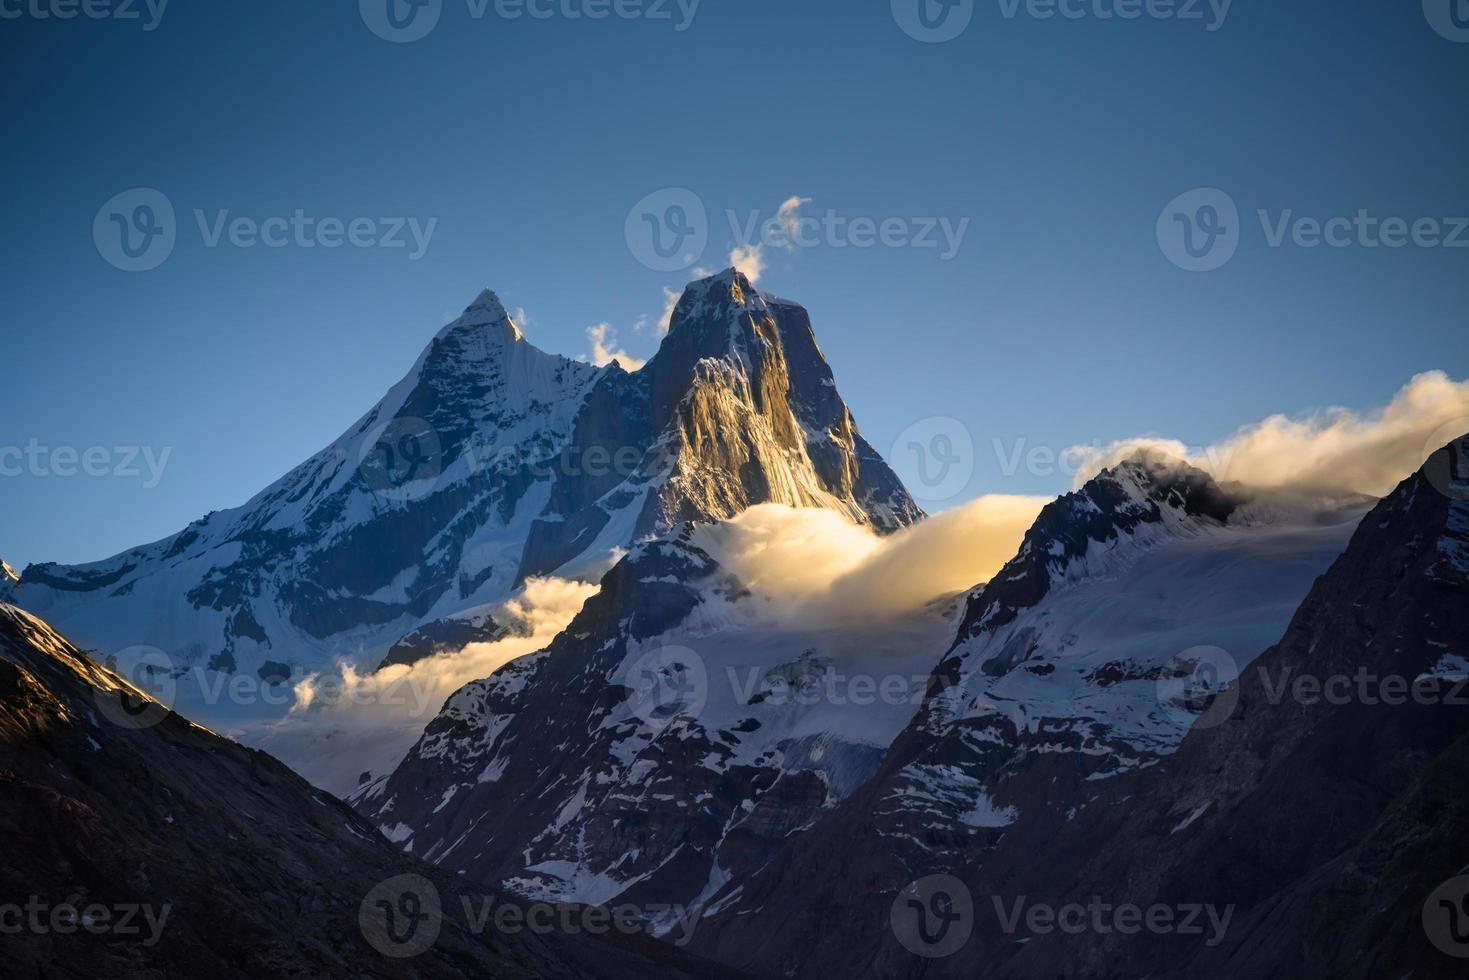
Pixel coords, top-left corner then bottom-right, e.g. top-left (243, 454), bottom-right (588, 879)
top-left (585, 323), bottom-right (645, 370)
top-left (1067, 371), bottom-right (1469, 497)
top-left (776, 195), bottom-right (810, 244)
top-left (263, 576), bottom-right (600, 792)
top-left (698, 496), bottom-right (1051, 623)
top-left (729, 244), bottom-right (764, 283)
top-left (656, 286), bottom-right (680, 335)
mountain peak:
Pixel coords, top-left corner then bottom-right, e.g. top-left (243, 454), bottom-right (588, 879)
top-left (1100, 449), bottom-right (1237, 524)
top-left (436, 287), bottom-right (523, 345)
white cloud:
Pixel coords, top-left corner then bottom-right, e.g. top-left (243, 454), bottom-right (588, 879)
top-left (729, 244), bottom-right (764, 283)
top-left (265, 577), bottom-right (600, 792)
top-left (656, 286), bottom-right (680, 335)
top-left (776, 195), bottom-right (810, 244)
top-left (1068, 371), bottom-right (1469, 497)
top-left (585, 323), bottom-right (645, 370)
top-left (699, 496), bottom-right (1051, 624)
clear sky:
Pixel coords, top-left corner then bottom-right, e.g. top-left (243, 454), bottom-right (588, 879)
top-left (2, 0), bottom-right (1466, 570)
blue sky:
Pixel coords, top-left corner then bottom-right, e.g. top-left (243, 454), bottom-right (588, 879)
top-left (2, 0), bottom-right (1466, 569)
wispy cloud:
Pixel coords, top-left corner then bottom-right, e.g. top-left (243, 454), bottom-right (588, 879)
top-left (777, 195), bottom-right (810, 244)
top-left (585, 323), bottom-right (645, 370)
top-left (1068, 371), bottom-right (1469, 496)
top-left (729, 244), bottom-right (764, 283)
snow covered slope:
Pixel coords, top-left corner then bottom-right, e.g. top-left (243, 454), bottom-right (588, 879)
top-left (11, 271), bottom-right (919, 755)
top-left (690, 455), bottom-right (1375, 977)
top-left (353, 452), bottom-right (1372, 958)
top-left (351, 523), bottom-right (956, 927)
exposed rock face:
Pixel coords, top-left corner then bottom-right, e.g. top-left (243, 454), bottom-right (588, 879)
top-left (377, 610), bottom-right (511, 672)
top-left (352, 451), bottom-right (1372, 964)
top-left (689, 440), bottom-right (1469, 978)
top-left (11, 270), bottom-right (917, 731)
top-left (0, 602), bottom-right (737, 979)
top-left (351, 523), bottom-right (953, 933)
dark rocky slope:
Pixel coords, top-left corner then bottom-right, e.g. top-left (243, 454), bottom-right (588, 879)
top-left (0, 602), bottom-right (739, 979)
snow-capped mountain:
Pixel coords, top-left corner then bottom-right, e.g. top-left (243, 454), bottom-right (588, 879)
top-left (973, 431), bottom-right (1469, 977)
top-left (351, 523), bottom-right (956, 925)
top-left (352, 450), bottom-right (1375, 958)
top-left (686, 441), bottom-right (1469, 979)
top-left (0, 602), bottom-right (728, 979)
top-left (10, 270), bottom-right (918, 734)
